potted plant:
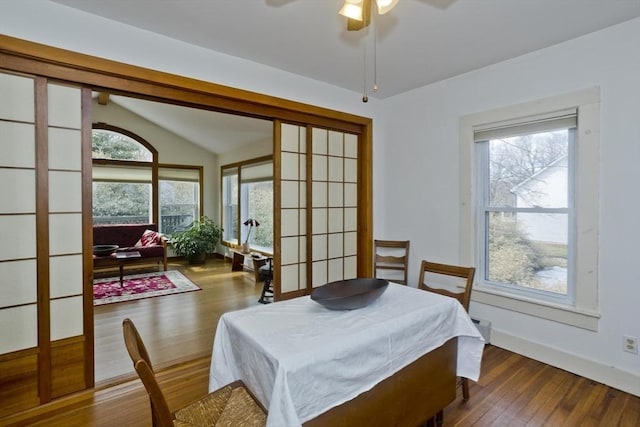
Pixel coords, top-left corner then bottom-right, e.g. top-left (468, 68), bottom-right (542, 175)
top-left (170, 216), bottom-right (222, 264)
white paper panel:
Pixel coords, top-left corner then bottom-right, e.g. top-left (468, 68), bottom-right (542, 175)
top-left (50, 255), bottom-right (83, 298)
top-left (0, 72), bottom-right (34, 122)
top-left (312, 154), bottom-right (327, 181)
top-left (0, 169), bottom-right (35, 213)
top-left (281, 209), bottom-right (299, 237)
top-left (50, 296), bottom-right (83, 340)
top-left (281, 152), bottom-right (299, 180)
top-left (0, 215), bottom-right (36, 260)
top-left (312, 128), bottom-right (327, 154)
top-left (298, 127), bottom-right (307, 153)
top-left (328, 208), bottom-right (343, 233)
top-left (281, 123), bottom-right (300, 152)
top-left (344, 133), bottom-right (358, 158)
top-left (312, 234), bottom-right (327, 261)
top-left (280, 264), bottom-right (300, 293)
top-left (328, 233), bottom-right (344, 259)
top-left (299, 154), bottom-right (306, 178)
top-left (0, 259), bottom-right (37, 307)
top-left (0, 121), bottom-right (35, 167)
top-left (49, 128), bottom-right (82, 170)
top-left (49, 171), bottom-right (82, 212)
top-left (328, 258), bottom-right (343, 283)
top-left (344, 208), bottom-right (357, 231)
top-left (281, 237), bottom-right (300, 265)
top-left (48, 84), bottom-right (81, 129)
top-left (312, 208), bottom-right (327, 235)
top-left (344, 183), bottom-right (358, 207)
top-left (299, 262), bottom-right (307, 288)
top-left (328, 131), bottom-right (344, 156)
top-left (344, 158), bottom-right (358, 183)
top-left (0, 304), bottom-right (37, 353)
top-left (280, 181), bottom-right (300, 208)
top-left (312, 182), bottom-right (327, 207)
top-left (344, 256), bottom-right (357, 279)
top-left (312, 260), bottom-right (327, 287)
top-left (328, 183), bottom-right (343, 208)
top-left (49, 213), bottom-right (82, 255)
top-left (299, 236), bottom-right (307, 263)
top-left (299, 182), bottom-right (306, 207)
top-left (299, 210), bottom-right (306, 237)
top-left (328, 156), bottom-right (343, 182)
top-left (344, 232), bottom-right (358, 256)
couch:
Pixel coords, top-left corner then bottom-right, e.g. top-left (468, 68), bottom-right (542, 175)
top-left (93, 223), bottom-right (168, 271)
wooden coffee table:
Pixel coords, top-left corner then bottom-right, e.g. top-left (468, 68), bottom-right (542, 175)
top-left (113, 251), bottom-right (142, 286)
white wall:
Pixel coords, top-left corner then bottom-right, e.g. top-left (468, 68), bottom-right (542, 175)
top-left (380, 17), bottom-right (640, 394)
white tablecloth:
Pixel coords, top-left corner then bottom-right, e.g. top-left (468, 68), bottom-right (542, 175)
top-left (209, 283), bottom-right (484, 427)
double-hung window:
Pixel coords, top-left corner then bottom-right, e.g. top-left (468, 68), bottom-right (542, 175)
top-left (459, 89), bottom-right (600, 330)
top-left (475, 111), bottom-right (575, 304)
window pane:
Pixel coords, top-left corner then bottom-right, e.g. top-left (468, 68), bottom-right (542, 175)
top-left (222, 171), bottom-right (238, 244)
top-left (241, 181), bottom-right (273, 252)
top-left (92, 182), bottom-right (151, 224)
top-left (159, 180), bottom-right (199, 235)
top-left (92, 129), bottom-right (152, 161)
top-left (487, 212), bottom-right (567, 295)
top-left (488, 130), bottom-right (569, 208)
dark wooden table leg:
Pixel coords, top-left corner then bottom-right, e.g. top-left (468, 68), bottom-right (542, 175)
top-left (119, 263), bottom-right (124, 287)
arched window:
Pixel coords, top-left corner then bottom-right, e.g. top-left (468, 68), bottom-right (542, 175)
top-left (92, 124), bottom-right (156, 225)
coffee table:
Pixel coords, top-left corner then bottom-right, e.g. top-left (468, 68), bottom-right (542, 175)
top-left (113, 251), bottom-right (142, 286)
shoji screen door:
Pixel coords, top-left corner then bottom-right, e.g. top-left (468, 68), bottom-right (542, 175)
top-left (0, 71), bottom-right (91, 416)
top-left (277, 122), bottom-right (358, 298)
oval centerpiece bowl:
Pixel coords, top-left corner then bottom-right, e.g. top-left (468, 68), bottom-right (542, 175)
top-left (93, 244), bottom-right (119, 257)
top-left (311, 278), bottom-right (389, 310)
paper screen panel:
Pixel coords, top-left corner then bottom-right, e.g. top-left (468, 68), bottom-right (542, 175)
top-left (0, 305), bottom-right (37, 353)
top-left (50, 255), bottom-right (83, 298)
top-left (0, 73), bottom-right (34, 122)
top-left (49, 128), bottom-right (82, 170)
top-left (49, 213), bottom-right (83, 255)
top-left (0, 122), bottom-right (35, 168)
top-left (47, 84), bottom-right (81, 129)
top-left (0, 259), bottom-right (37, 308)
top-left (0, 169), bottom-right (35, 213)
top-left (0, 215), bottom-right (36, 261)
top-left (50, 296), bottom-right (83, 341)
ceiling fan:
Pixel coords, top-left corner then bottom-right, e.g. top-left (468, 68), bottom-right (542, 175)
top-left (339, 0), bottom-right (400, 31)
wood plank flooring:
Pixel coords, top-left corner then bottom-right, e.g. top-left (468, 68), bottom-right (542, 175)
top-left (2, 258), bottom-right (639, 426)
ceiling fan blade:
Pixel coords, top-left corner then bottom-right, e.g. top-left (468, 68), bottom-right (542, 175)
top-left (347, 0), bottom-right (372, 31)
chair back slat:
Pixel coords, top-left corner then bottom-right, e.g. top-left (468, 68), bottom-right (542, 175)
top-left (418, 261), bottom-right (476, 312)
top-left (374, 240), bottom-right (410, 285)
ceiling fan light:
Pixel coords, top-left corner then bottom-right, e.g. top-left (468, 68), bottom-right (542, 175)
top-left (376, 0), bottom-right (399, 15)
top-left (339, 0), bottom-right (364, 21)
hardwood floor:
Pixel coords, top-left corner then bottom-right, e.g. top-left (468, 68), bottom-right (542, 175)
top-left (2, 259), bottom-right (639, 426)
top-left (94, 257), bottom-right (264, 383)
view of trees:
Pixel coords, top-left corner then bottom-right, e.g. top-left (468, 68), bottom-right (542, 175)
top-left (245, 181), bottom-right (273, 249)
top-left (486, 130), bottom-right (569, 293)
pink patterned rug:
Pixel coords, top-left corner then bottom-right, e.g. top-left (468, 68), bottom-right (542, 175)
top-left (93, 270), bottom-right (201, 306)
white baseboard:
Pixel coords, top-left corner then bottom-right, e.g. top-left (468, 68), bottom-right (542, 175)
top-left (491, 328), bottom-right (640, 397)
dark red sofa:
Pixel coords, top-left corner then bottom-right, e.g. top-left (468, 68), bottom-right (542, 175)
top-left (93, 223), bottom-right (167, 271)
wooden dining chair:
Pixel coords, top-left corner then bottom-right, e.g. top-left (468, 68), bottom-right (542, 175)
top-left (373, 239), bottom-right (410, 285)
top-left (122, 318), bottom-right (267, 427)
top-left (253, 257), bottom-right (273, 304)
top-left (418, 260), bottom-right (476, 401)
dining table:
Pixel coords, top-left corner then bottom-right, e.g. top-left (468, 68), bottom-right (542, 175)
top-left (209, 282), bottom-right (485, 427)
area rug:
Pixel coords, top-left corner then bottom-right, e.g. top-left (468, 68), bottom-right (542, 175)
top-left (93, 270), bottom-right (201, 306)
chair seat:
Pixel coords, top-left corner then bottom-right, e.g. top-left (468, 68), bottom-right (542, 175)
top-left (174, 382), bottom-right (266, 426)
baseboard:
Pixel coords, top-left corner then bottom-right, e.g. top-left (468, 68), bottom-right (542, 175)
top-left (491, 328), bottom-right (640, 397)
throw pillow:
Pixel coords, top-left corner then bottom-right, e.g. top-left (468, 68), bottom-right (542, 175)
top-left (139, 229), bottom-right (161, 247)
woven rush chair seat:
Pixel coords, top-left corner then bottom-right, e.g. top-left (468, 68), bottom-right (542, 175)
top-left (123, 318), bottom-right (266, 427)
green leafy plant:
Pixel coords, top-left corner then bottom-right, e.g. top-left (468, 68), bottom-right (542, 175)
top-left (170, 216), bottom-right (222, 263)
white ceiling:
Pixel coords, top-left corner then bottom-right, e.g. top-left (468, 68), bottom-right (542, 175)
top-left (64, 0), bottom-right (640, 152)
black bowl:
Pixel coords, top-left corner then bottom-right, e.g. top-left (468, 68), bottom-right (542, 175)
top-left (311, 278), bottom-right (389, 310)
top-left (93, 244), bottom-right (119, 257)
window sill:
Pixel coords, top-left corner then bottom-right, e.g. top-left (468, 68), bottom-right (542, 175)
top-left (472, 285), bottom-right (600, 331)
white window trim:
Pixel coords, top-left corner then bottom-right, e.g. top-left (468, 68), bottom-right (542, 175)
top-left (459, 88), bottom-right (600, 331)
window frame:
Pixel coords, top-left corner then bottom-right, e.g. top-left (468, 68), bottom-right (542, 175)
top-left (158, 164), bottom-right (204, 235)
top-left (459, 88), bottom-right (600, 331)
top-left (220, 155), bottom-right (274, 254)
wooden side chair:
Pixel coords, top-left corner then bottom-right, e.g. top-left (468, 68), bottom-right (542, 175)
top-left (418, 260), bottom-right (476, 401)
top-left (122, 318), bottom-right (267, 427)
top-left (253, 256), bottom-right (273, 304)
top-left (373, 240), bottom-right (410, 285)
